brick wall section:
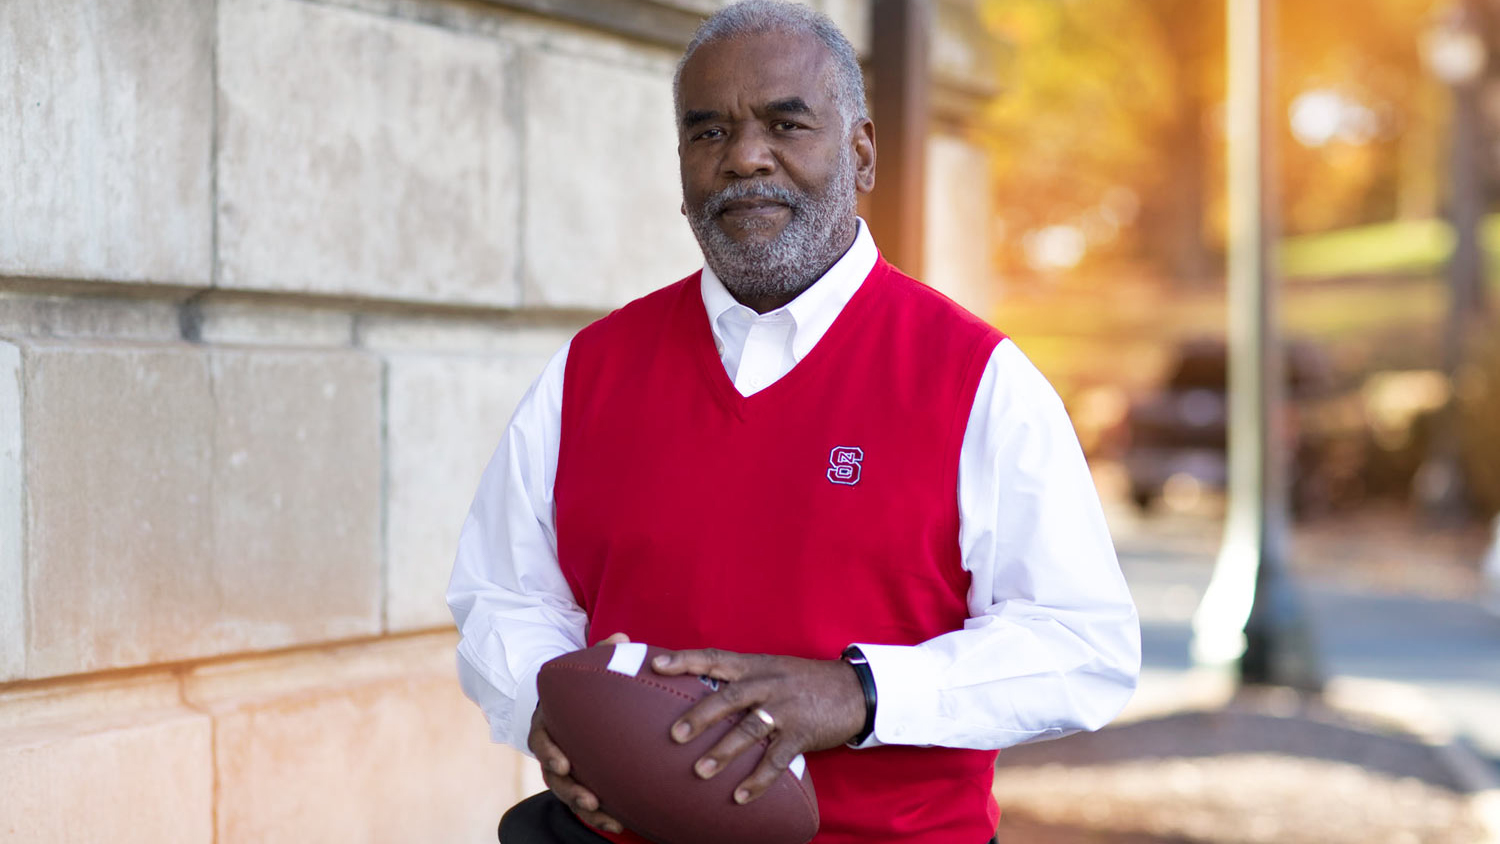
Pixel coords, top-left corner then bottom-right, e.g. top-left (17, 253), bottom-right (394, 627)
top-left (215, 0), bottom-right (527, 305)
top-left (0, 673), bottom-right (215, 844)
top-left (0, 1), bottom-right (995, 841)
top-left (0, 0), bottom-right (723, 838)
top-left (14, 341), bottom-right (384, 678)
top-left (0, 0), bottom-right (215, 286)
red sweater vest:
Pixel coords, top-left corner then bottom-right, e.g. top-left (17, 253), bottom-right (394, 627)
top-left (555, 257), bottom-right (1004, 844)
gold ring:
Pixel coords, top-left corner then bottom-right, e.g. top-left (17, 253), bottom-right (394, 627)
top-left (750, 707), bottom-right (776, 732)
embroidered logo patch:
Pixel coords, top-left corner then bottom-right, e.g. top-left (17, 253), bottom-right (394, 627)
top-left (827, 446), bottom-right (864, 486)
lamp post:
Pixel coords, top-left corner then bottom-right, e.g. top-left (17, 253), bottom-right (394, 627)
top-left (1418, 3), bottom-right (1488, 522)
top-left (1191, 0), bottom-right (1322, 691)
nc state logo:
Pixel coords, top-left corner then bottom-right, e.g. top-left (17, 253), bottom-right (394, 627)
top-left (827, 446), bottom-right (864, 486)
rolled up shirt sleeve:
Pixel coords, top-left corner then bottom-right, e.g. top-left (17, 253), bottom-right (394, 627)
top-left (855, 338), bottom-right (1141, 749)
top-left (446, 340), bottom-right (586, 754)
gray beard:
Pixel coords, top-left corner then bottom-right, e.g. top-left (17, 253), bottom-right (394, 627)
top-left (686, 146), bottom-right (858, 305)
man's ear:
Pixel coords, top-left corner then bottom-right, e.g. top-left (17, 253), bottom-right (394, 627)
top-left (680, 201), bottom-right (687, 216)
top-left (852, 118), bottom-right (876, 194)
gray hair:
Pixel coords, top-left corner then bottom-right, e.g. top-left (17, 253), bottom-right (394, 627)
top-left (672, 0), bottom-right (868, 134)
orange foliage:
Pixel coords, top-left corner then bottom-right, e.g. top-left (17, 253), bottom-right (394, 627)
top-left (979, 0), bottom-right (1446, 284)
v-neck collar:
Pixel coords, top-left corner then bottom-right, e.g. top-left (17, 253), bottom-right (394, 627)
top-left (699, 218), bottom-right (878, 375)
top-left (689, 255), bottom-right (889, 421)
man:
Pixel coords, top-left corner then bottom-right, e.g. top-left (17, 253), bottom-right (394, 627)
top-left (447, 2), bottom-right (1140, 842)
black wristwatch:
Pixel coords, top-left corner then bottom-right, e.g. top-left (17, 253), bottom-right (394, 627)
top-left (840, 645), bottom-right (878, 747)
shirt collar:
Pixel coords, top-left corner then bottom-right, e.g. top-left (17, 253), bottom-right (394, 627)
top-left (699, 217), bottom-right (877, 361)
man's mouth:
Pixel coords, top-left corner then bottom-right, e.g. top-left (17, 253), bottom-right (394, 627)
top-left (719, 198), bottom-right (790, 218)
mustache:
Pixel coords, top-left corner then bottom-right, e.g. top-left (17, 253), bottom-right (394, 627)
top-left (703, 181), bottom-right (803, 216)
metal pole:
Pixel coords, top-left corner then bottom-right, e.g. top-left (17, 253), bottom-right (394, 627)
top-left (1418, 0), bottom-right (1487, 522)
top-left (867, 0), bottom-right (931, 275)
top-left (1426, 14), bottom-right (1486, 520)
top-left (1450, 74), bottom-right (1485, 322)
top-left (1191, 0), bottom-right (1322, 691)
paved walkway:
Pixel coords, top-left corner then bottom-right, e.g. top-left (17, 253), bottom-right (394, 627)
top-left (1115, 507), bottom-right (1500, 767)
top-left (991, 503), bottom-right (1500, 843)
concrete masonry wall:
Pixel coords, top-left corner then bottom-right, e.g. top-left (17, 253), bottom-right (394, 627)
top-left (0, 0), bottom-right (718, 839)
top-left (0, 0), bottom-right (994, 840)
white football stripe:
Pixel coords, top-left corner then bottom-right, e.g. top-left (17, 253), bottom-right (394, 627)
top-left (789, 754), bottom-right (806, 780)
top-left (605, 642), bottom-right (648, 677)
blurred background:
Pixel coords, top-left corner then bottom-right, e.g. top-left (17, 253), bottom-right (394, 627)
top-left (985, 0), bottom-right (1500, 530)
top-left (0, 0), bottom-right (1497, 842)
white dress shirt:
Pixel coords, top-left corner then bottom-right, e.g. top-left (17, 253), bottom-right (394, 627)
top-left (447, 219), bottom-right (1140, 755)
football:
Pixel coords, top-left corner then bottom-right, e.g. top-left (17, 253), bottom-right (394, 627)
top-left (536, 642), bottom-right (820, 844)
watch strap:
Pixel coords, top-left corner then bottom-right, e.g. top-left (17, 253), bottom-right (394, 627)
top-left (840, 645), bottom-right (877, 747)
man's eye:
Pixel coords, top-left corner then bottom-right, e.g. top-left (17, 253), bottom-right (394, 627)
top-left (693, 127), bottom-right (725, 141)
top-left (773, 121), bottom-right (801, 132)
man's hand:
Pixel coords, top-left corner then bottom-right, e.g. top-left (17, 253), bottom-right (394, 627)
top-left (528, 632), bottom-right (630, 835)
top-left (650, 648), bottom-right (866, 805)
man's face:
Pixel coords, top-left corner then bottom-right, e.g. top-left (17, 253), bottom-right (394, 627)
top-left (676, 31), bottom-right (875, 307)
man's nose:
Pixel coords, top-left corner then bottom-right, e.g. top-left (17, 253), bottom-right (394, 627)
top-left (722, 126), bottom-right (775, 178)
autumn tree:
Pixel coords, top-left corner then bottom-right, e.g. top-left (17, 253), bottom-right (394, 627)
top-left (980, 0), bottom-right (1443, 284)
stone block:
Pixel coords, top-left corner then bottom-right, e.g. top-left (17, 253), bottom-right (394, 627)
top-left (20, 341), bottom-right (383, 678)
top-left (186, 634), bottom-right (520, 843)
top-left (647, 0), bottom-right (726, 14)
top-left (22, 341), bottom-right (217, 676)
top-left (216, 0), bottom-right (522, 306)
top-left (0, 675), bottom-right (213, 844)
top-left (384, 335), bottom-right (566, 630)
top-left (521, 48), bottom-right (702, 308)
top-left (191, 298), bottom-right (355, 347)
top-left (209, 348), bottom-right (383, 645)
top-left (0, 669), bottom-right (184, 730)
top-left (0, 341), bottom-right (22, 682)
top-left (0, 294), bottom-right (183, 343)
top-left (355, 312), bottom-right (582, 355)
top-left (0, 0), bottom-right (213, 286)
top-left (923, 133), bottom-right (995, 319)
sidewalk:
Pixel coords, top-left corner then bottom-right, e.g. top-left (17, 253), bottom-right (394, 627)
top-left (995, 680), bottom-right (1498, 844)
top-left (991, 502), bottom-right (1500, 844)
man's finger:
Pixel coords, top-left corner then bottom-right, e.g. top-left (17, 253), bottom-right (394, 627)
top-left (732, 736), bottom-right (801, 805)
top-left (573, 807), bottom-right (625, 835)
top-left (541, 768), bottom-right (622, 832)
top-left (650, 647), bottom-right (748, 680)
top-left (529, 640), bottom-right (630, 837)
top-left (528, 714), bottom-right (571, 776)
top-left (690, 706), bottom-right (777, 778)
top-left (668, 677), bottom-right (765, 743)
top-left (541, 768), bottom-right (595, 811)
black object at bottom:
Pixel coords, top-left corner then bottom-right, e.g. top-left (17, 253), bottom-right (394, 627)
top-left (499, 792), bottom-right (610, 844)
top-left (498, 789), bottom-right (1000, 844)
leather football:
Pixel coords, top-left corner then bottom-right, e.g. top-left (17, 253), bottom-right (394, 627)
top-left (536, 642), bottom-right (819, 844)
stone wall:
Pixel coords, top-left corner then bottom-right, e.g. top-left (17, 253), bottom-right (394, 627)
top-left (0, 0), bottom-right (995, 840)
top-left (0, 0), bottom-right (697, 839)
